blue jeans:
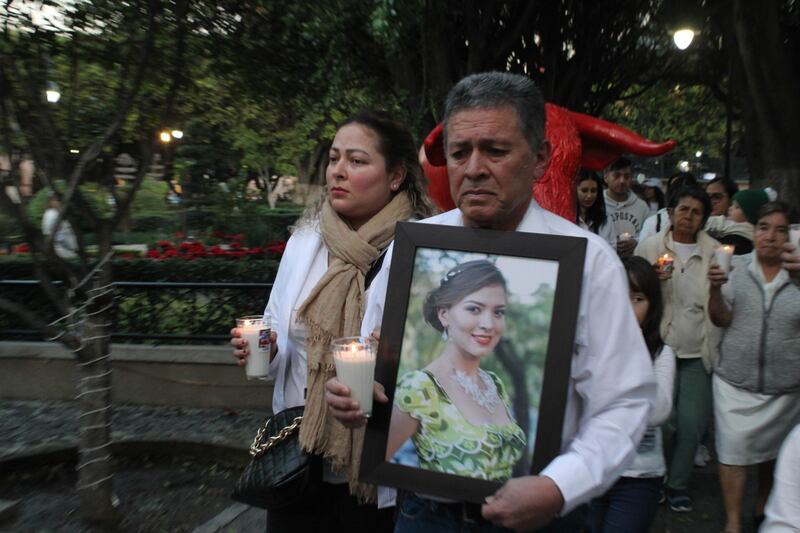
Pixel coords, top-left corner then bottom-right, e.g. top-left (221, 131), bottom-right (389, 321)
top-left (395, 493), bottom-right (587, 533)
top-left (586, 476), bottom-right (661, 533)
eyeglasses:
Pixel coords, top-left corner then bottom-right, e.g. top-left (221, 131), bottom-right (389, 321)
top-left (708, 193), bottom-right (727, 201)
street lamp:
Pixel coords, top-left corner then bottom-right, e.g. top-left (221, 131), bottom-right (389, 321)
top-left (673, 28), bottom-right (695, 50)
top-left (170, 129), bottom-right (183, 139)
top-left (159, 131), bottom-right (172, 143)
top-left (45, 81), bottom-right (61, 103)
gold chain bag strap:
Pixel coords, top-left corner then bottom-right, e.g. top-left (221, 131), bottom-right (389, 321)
top-left (232, 406), bottom-right (321, 510)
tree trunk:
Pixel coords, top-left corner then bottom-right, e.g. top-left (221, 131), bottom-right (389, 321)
top-left (75, 254), bottom-right (119, 524)
top-left (731, 0), bottom-right (800, 208)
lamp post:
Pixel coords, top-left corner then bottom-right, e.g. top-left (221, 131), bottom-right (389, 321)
top-left (673, 28), bottom-right (695, 50)
top-left (45, 81), bottom-right (60, 103)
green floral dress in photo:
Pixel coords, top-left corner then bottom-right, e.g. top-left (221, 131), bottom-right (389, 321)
top-left (395, 369), bottom-right (526, 481)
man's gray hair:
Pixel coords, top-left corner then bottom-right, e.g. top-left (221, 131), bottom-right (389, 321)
top-left (443, 72), bottom-right (546, 151)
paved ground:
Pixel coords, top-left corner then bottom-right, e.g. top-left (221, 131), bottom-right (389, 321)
top-left (0, 400), bottom-right (270, 458)
top-left (1, 400), bottom-right (761, 532)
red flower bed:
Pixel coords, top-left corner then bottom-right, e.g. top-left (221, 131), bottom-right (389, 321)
top-left (143, 234), bottom-right (286, 261)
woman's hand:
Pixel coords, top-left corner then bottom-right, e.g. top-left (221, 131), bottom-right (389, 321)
top-left (229, 327), bottom-right (278, 366)
top-left (653, 261), bottom-right (672, 281)
top-left (708, 264), bottom-right (730, 288)
top-left (230, 327), bottom-right (248, 366)
top-left (326, 377), bottom-right (388, 428)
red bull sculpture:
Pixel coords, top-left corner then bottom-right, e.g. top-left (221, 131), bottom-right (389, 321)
top-left (421, 103), bottom-right (677, 220)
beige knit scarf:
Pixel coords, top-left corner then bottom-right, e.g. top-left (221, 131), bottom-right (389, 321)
top-left (297, 193), bottom-right (412, 502)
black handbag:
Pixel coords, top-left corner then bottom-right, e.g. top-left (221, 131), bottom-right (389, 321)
top-left (232, 406), bottom-right (321, 510)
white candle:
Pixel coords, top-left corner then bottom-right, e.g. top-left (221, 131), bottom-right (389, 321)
top-left (714, 245), bottom-right (734, 274)
top-left (237, 315), bottom-right (271, 379)
top-left (619, 232), bottom-right (632, 242)
top-left (332, 337), bottom-right (377, 417)
top-left (790, 224), bottom-right (800, 250)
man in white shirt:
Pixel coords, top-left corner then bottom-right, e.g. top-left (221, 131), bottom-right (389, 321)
top-left (327, 72), bottom-right (655, 531)
top-left (603, 158), bottom-right (651, 257)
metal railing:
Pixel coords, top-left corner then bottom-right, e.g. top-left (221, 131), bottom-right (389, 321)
top-left (0, 280), bottom-right (273, 344)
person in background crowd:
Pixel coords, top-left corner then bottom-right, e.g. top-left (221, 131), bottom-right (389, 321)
top-left (639, 172), bottom-right (700, 243)
top-left (229, 110), bottom-right (434, 533)
top-left (642, 177), bottom-right (665, 215)
top-left (705, 188), bottom-right (775, 256)
top-left (762, 424), bottom-right (800, 532)
top-left (575, 169), bottom-right (618, 249)
top-left (41, 195), bottom-right (78, 258)
top-left (603, 157), bottom-right (651, 257)
top-left (707, 201), bottom-right (800, 533)
top-left (635, 186), bottom-right (720, 514)
top-left (706, 176), bottom-right (738, 218)
top-left (587, 256), bottom-right (676, 533)
top-left (327, 71), bottom-right (655, 533)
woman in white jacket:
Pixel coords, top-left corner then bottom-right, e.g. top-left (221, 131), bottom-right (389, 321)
top-left (575, 169), bottom-right (617, 249)
top-left (230, 111), bottom-right (434, 532)
top-left (587, 256), bottom-right (676, 532)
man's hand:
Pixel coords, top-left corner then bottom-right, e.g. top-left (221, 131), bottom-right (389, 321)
top-left (481, 475), bottom-right (564, 532)
top-left (616, 237), bottom-right (637, 257)
top-left (781, 242), bottom-right (800, 281)
top-left (325, 378), bottom-right (388, 428)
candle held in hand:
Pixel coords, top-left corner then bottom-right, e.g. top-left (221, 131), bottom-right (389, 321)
top-left (236, 315), bottom-right (271, 379)
top-left (714, 245), bottom-right (734, 274)
top-left (657, 253), bottom-right (674, 274)
top-left (789, 224), bottom-right (800, 249)
top-left (332, 336), bottom-right (378, 417)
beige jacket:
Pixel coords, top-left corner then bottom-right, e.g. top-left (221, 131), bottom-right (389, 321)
top-left (635, 229), bottom-right (721, 372)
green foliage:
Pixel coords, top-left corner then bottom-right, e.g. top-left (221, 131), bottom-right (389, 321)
top-left (603, 82), bottom-right (740, 163)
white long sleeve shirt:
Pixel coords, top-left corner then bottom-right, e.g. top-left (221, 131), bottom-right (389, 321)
top-left (363, 200), bottom-right (656, 513)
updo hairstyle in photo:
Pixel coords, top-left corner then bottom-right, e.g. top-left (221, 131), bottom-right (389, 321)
top-left (422, 260), bottom-right (508, 332)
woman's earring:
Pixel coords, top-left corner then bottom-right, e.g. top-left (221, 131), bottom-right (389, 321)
top-left (441, 327), bottom-right (449, 341)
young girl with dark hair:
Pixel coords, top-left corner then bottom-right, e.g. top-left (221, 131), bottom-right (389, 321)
top-left (587, 256), bottom-right (676, 532)
top-left (575, 169), bottom-right (618, 249)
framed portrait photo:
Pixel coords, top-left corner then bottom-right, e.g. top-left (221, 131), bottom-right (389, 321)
top-left (360, 222), bottom-right (587, 503)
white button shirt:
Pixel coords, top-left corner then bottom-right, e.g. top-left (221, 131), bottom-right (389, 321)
top-left (362, 200), bottom-right (656, 513)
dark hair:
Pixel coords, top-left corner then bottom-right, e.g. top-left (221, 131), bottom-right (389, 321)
top-left (423, 260), bottom-right (507, 332)
top-left (339, 111), bottom-right (434, 219)
top-left (668, 185), bottom-right (712, 228)
top-left (645, 184), bottom-right (666, 210)
top-left (443, 72), bottom-right (546, 151)
top-left (706, 176), bottom-right (739, 199)
top-left (622, 256), bottom-right (664, 359)
top-left (606, 157), bottom-right (632, 173)
top-left (756, 201), bottom-right (797, 225)
top-left (575, 169), bottom-right (607, 234)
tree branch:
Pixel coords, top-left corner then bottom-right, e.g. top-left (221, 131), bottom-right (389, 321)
top-left (0, 297), bottom-right (81, 351)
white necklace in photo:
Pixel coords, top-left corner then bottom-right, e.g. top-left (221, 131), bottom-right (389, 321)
top-left (450, 368), bottom-right (499, 413)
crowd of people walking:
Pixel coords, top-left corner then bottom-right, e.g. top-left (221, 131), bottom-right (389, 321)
top-left (230, 71), bottom-right (799, 532)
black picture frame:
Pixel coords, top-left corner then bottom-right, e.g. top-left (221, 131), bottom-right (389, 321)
top-left (360, 221), bottom-right (587, 503)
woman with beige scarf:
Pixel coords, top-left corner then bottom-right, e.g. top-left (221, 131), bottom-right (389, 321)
top-left (230, 111), bottom-right (433, 532)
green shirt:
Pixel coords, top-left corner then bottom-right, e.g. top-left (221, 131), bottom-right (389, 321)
top-left (395, 369), bottom-right (526, 481)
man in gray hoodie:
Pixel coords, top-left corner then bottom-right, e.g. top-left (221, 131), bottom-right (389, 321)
top-left (603, 157), bottom-right (651, 256)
